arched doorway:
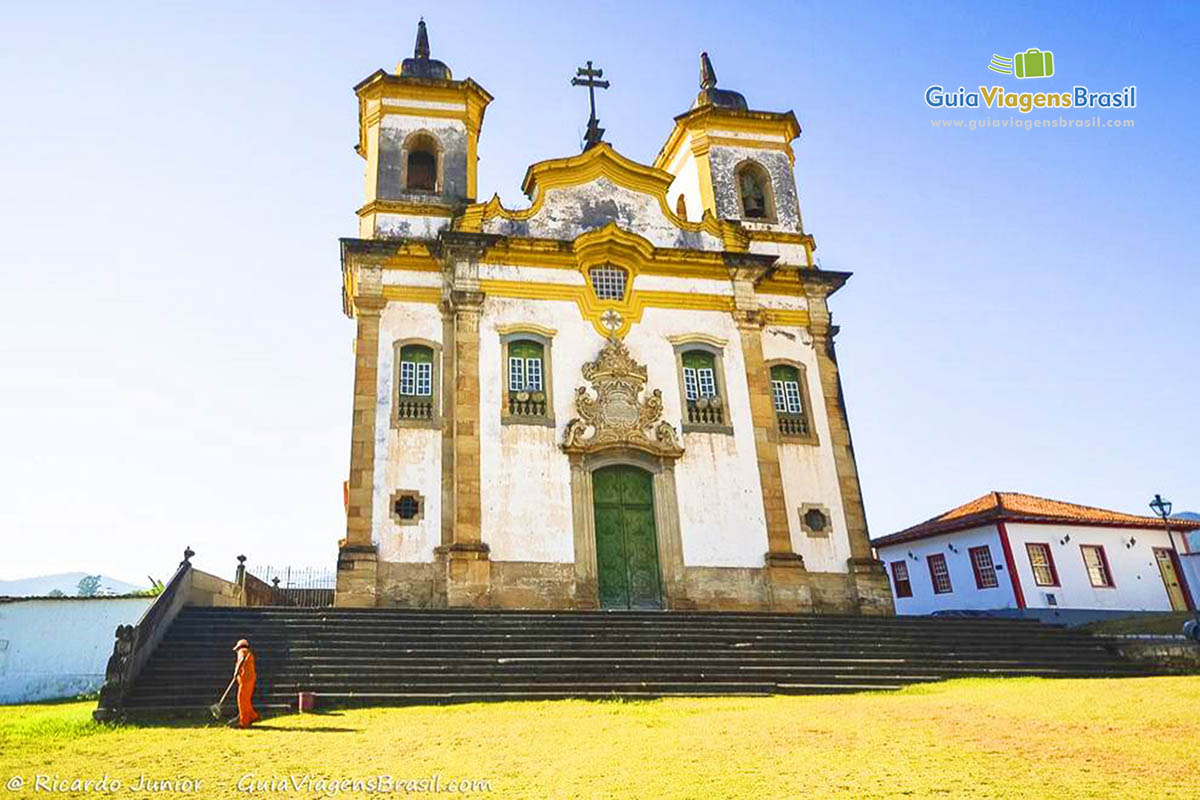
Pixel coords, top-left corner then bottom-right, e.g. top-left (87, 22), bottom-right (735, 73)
top-left (592, 465), bottom-right (662, 609)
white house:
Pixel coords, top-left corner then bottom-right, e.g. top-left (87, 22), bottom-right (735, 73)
top-left (872, 492), bottom-right (1199, 617)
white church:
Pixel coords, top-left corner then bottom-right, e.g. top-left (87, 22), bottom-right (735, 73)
top-left (334, 21), bottom-right (891, 614)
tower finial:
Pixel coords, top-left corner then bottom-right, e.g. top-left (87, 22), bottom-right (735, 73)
top-left (414, 18), bottom-right (430, 60)
top-left (699, 51), bottom-right (717, 90)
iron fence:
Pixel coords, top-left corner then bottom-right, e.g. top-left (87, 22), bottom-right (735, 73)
top-left (246, 565), bottom-right (336, 608)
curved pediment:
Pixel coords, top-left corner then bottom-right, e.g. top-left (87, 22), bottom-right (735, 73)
top-left (457, 143), bottom-right (746, 251)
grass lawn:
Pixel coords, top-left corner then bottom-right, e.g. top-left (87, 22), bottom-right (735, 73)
top-left (2, 677), bottom-right (1198, 798)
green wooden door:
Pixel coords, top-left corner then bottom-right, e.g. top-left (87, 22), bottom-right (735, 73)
top-left (592, 466), bottom-right (662, 610)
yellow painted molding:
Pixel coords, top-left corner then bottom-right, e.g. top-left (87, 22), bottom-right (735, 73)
top-left (654, 106), bottom-right (801, 172)
top-left (381, 285), bottom-right (443, 303)
top-left (357, 200), bottom-right (455, 218)
top-left (479, 278), bottom-right (734, 339)
top-left (495, 322), bottom-right (558, 337)
top-left (748, 230), bottom-right (815, 245)
top-left (666, 333), bottom-right (728, 348)
top-left (368, 268), bottom-right (802, 335)
top-left (762, 309), bottom-right (810, 327)
top-left (520, 142), bottom-right (672, 198)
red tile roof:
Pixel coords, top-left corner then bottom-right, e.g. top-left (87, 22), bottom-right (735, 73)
top-left (873, 491), bottom-right (1200, 547)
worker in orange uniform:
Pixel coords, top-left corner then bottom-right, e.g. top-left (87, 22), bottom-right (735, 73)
top-left (232, 639), bottom-right (260, 728)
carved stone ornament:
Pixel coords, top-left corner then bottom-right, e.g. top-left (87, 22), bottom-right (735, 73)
top-left (562, 338), bottom-right (684, 459)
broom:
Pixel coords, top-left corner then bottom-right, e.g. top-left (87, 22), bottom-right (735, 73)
top-left (209, 676), bottom-right (237, 719)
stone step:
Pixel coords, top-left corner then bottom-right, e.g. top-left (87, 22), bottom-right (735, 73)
top-left (110, 608), bottom-right (1157, 715)
top-left (166, 611), bottom-right (1077, 626)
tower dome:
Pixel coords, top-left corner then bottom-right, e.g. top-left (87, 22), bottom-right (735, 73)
top-left (398, 19), bottom-right (452, 80)
top-left (693, 51), bottom-right (747, 111)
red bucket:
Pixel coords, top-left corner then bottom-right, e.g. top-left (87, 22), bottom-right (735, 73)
top-left (297, 691), bottom-right (315, 713)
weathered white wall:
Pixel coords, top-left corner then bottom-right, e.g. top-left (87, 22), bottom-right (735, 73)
top-left (376, 113), bottom-right (469, 204)
top-left (748, 239), bottom-right (808, 267)
top-left (708, 144), bottom-right (802, 231)
top-left (483, 177), bottom-right (723, 251)
top-left (373, 301), bottom-right (444, 563)
top-left (1006, 522), bottom-right (1183, 611)
top-left (875, 526), bottom-right (1016, 615)
top-left (372, 212), bottom-right (451, 239)
top-left (760, 325), bottom-right (849, 573)
top-left (373, 274), bottom-right (853, 574)
top-left (0, 597), bottom-right (153, 704)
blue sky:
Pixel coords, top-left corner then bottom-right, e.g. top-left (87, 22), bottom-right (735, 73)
top-left (1, 1), bottom-right (1196, 584)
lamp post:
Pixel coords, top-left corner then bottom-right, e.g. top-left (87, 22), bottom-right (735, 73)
top-left (1150, 493), bottom-right (1200, 635)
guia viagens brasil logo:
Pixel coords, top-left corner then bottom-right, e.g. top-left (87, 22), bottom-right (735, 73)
top-left (926, 48), bottom-right (1136, 113)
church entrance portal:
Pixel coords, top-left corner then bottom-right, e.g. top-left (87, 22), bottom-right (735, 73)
top-left (592, 465), bottom-right (663, 609)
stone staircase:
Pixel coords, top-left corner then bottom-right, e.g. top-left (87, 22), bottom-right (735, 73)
top-left (119, 607), bottom-right (1158, 714)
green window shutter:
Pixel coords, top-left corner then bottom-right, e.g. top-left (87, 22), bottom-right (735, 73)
top-left (769, 364), bottom-right (797, 384)
top-left (681, 350), bottom-right (714, 371)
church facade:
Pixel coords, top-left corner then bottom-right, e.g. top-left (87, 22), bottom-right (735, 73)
top-left (335, 22), bottom-right (892, 615)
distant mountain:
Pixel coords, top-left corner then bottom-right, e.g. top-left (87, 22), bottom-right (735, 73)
top-left (1174, 511), bottom-right (1200, 520)
top-left (0, 572), bottom-right (146, 597)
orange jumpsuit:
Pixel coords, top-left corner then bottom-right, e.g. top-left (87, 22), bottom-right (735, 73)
top-left (235, 648), bottom-right (260, 728)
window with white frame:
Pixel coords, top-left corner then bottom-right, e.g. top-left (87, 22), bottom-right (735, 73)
top-left (504, 337), bottom-right (550, 420)
top-left (1081, 545), bottom-right (1114, 588)
top-left (396, 343), bottom-right (435, 422)
top-left (680, 349), bottom-right (724, 427)
top-left (1026, 543), bottom-right (1058, 586)
top-left (890, 561), bottom-right (912, 598)
top-left (927, 553), bottom-right (953, 594)
top-left (589, 264), bottom-right (627, 301)
top-left (969, 546), bottom-right (999, 589)
top-left (770, 364), bottom-right (810, 437)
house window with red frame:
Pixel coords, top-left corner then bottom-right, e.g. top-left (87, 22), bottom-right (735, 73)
top-left (927, 553), bottom-right (953, 594)
top-left (1080, 545), bottom-right (1115, 588)
top-left (890, 561), bottom-right (913, 598)
top-left (1025, 543), bottom-right (1059, 587)
top-left (968, 546), bottom-right (999, 589)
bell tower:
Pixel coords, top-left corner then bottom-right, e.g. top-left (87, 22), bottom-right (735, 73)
top-left (654, 52), bottom-right (811, 264)
top-left (353, 20), bottom-right (493, 239)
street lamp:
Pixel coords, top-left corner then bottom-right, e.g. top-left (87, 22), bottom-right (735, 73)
top-left (1149, 494), bottom-right (1172, 520)
top-left (1150, 493), bottom-right (1200, 638)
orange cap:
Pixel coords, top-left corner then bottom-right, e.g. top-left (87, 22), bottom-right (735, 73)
top-left (233, 639), bottom-right (250, 651)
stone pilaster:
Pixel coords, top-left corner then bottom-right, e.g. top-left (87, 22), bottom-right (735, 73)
top-left (802, 278), bottom-right (893, 614)
top-left (734, 308), bottom-right (801, 567)
top-left (336, 284), bottom-right (386, 608)
top-left (433, 286), bottom-right (491, 606)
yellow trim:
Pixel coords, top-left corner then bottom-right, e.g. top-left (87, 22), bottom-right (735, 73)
top-left (381, 286), bottom-right (442, 303)
top-left (370, 274), bottom-right (808, 334)
top-left (667, 333), bottom-right (728, 348)
top-left (377, 105), bottom-right (467, 120)
top-left (762, 309), bottom-right (809, 327)
top-left (495, 322), bottom-right (557, 337)
top-left (480, 279), bottom-right (735, 339)
top-left (357, 200), bottom-right (455, 218)
top-left (748, 230), bottom-right (814, 245)
top-left (654, 107), bottom-right (801, 173)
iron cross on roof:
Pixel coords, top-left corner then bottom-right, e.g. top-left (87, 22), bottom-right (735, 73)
top-left (571, 60), bottom-right (610, 151)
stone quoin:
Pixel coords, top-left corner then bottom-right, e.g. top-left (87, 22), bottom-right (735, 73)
top-left (335, 20), bottom-right (892, 613)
